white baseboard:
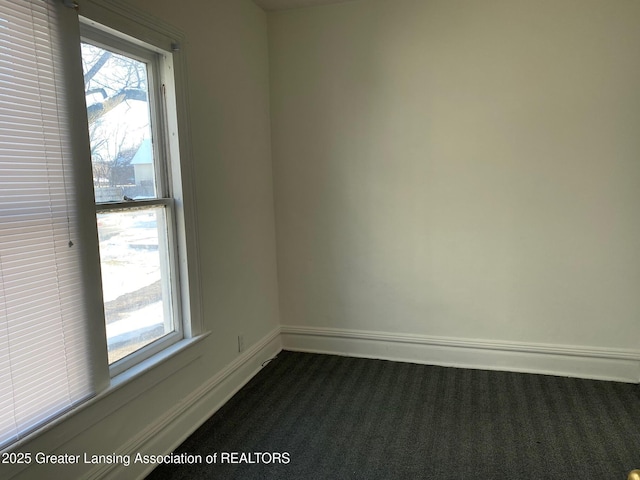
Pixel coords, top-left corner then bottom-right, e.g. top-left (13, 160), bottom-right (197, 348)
top-left (84, 326), bottom-right (282, 480)
top-left (81, 324), bottom-right (639, 479)
top-left (280, 325), bottom-right (640, 383)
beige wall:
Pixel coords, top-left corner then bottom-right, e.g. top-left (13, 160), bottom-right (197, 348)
top-left (269, 0), bottom-right (640, 349)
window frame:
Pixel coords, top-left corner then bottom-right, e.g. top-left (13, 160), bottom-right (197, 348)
top-left (75, 0), bottom-right (204, 373)
top-left (80, 21), bottom-right (186, 375)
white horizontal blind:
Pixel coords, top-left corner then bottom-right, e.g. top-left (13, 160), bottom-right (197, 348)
top-left (0, 0), bottom-right (96, 447)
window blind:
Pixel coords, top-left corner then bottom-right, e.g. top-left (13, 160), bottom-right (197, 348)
top-left (0, 0), bottom-right (97, 447)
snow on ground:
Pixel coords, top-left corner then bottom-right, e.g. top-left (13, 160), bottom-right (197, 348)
top-left (96, 209), bottom-right (169, 358)
top-left (105, 301), bottom-right (164, 338)
top-left (98, 209), bottom-right (162, 302)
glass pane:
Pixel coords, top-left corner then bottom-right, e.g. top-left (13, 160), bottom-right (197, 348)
top-left (97, 207), bottom-right (173, 364)
top-left (81, 42), bottom-right (157, 201)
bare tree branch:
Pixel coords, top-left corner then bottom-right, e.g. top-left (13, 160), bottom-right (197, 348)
top-left (84, 51), bottom-right (112, 86)
top-left (86, 88), bottom-right (148, 124)
top-left (82, 42), bottom-right (151, 190)
top-left (86, 87), bottom-right (108, 99)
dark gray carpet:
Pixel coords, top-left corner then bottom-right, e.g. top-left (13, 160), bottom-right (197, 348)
top-left (146, 350), bottom-right (640, 479)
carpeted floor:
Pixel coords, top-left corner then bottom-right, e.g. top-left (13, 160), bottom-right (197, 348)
top-left (146, 351), bottom-right (640, 479)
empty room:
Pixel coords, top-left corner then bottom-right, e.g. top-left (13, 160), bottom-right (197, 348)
top-left (1, 0), bottom-right (639, 479)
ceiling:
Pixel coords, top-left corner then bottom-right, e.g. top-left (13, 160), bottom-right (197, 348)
top-left (253, 0), bottom-right (357, 11)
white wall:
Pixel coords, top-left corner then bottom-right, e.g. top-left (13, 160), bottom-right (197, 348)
top-left (269, 0), bottom-right (640, 353)
top-left (7, 1), bottom-right (280, 478)
top-left (7, 0), bottom-right (640, 476)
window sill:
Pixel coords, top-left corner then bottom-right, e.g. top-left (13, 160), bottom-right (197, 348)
top-left (109, 332), bottom-right (211, 391)
top-left (4, 332), bottom-right (210, 456)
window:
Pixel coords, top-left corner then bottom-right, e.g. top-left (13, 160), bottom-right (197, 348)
top-left (81, 22), bottom-right (181, 371)
top-left (0, 0), bottom-right (200, 449)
